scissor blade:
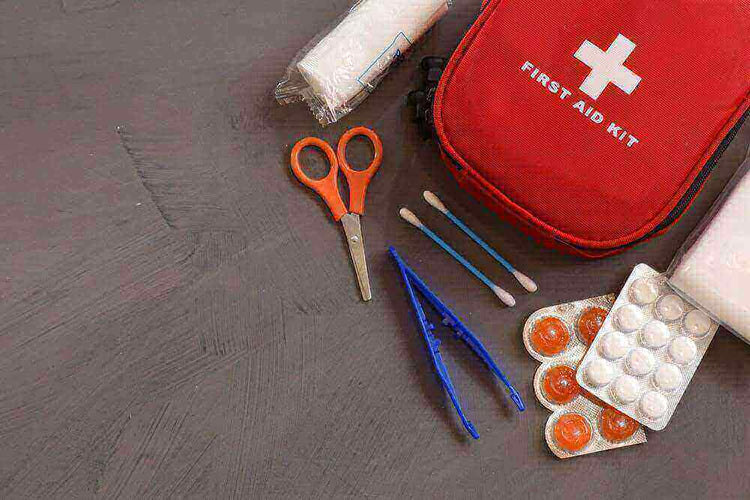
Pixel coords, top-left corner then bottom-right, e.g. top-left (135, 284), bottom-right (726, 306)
top-left (340, 213), bottom-right (371, 301)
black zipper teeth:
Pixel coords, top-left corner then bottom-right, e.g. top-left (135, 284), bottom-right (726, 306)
top-left (646, 110), bottom-right (747, 233)
top-left (591, 108), bottom-right (748, 251)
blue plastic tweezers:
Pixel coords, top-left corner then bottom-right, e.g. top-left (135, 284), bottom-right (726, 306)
top-left (389, 246), bottom-right (524, 439)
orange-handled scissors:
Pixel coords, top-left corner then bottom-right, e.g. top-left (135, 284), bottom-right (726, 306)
top-left (290, 126), bottom-right (383, 301)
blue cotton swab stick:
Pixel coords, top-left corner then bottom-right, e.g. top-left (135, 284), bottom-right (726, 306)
top-left (399, 208), bottom-right (516, 307)
top-left (423, 191), bottom-right (538, 293)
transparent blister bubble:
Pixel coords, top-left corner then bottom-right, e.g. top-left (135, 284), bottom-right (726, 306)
top-left (524, 295), bottom-right (647, 459)
top-left (523, 294), bottom-right (615, 363)
top-left (575, 264), bottom-right (720, 431)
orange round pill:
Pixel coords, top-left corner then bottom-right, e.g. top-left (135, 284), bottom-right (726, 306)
top-left (530, 317), bottom-right (570, 356)
top-left (542, 365), bottom-right (581, 404)
top-left (577, 306), bottom-right (608, 346)
top-left (553, 413), bottom-right (592, 453)
top-left (600, 407), bottom-right (639, 442)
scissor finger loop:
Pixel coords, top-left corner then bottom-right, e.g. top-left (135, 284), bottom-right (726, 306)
top-left (290, 137), bottom-right (337, 186)
top-left (290, 137), bottom-right (348, 221)
top-left (337, 126), bottom-right (383, 215)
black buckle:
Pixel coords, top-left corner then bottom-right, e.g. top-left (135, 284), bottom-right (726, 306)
top-left (407, 57), bottom-right (447, 140)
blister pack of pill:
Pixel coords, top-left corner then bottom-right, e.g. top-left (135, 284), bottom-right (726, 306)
top-left (576, 264), bottom-right (719, 431)
top-left (524, 295), bottom-right (647, 458)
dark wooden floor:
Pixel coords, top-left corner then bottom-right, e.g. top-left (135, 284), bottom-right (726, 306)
top-left (1, 1), bottom-right (748, 498)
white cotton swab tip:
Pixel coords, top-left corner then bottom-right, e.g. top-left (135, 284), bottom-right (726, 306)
top-left (512, 270), bottom-right (538, 293)
top-left (423, 191), bottom-right (448, 214)
top-left (492, 285), bottom-right (516, 307)
top-left (399, 207), bottom-right (424, 228)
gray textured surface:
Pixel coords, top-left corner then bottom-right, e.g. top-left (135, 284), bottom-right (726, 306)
top-left (0, 1), bottom-right (748, 498)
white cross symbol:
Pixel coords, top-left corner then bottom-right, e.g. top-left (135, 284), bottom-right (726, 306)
top-left (574, 33), bottom-right (641, 100)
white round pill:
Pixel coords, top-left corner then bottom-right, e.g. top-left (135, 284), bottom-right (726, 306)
top-left (684, 309), bottom-right (712, 338)
top-left (626, 348), bottom-right (655, 376)
top-left (654, 364), bottom-right (682, 392)
top-left (630, 278), bottom-right (659, 305)
top-left (668, 336), bottom-right (697, 365)
top-left (656, 294), bottom-right (685, 322)
top-left (639, 391), bottom-right (669, 420)
top-left (612, 375), bottom-right (640, 404)
top-left (599, 332), bottom-right (629, 360)
top-left (640, 320), bottom-right (670, 349)
top-left (585, 359), bottom-right (615, 387)
top-left (616, 304), bottom-right (645, 332)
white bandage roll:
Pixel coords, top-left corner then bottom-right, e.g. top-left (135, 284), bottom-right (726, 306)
top-left (297, 0), bottom-right (450, 116)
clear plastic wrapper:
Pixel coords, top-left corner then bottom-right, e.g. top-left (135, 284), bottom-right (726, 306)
top-left (523, 295), bottom-right (647, 458)
top-left (576, 264), bottom-right (719, 431)
top-left (667, 144), bottom-right (750, 345)
top-left (275, 0), bottom-right (452, 126)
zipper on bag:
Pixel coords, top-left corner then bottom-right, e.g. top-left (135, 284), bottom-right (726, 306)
top-left (437, 109), bottom-right (746, 252)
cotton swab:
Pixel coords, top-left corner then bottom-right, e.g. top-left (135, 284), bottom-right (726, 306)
top-left (399, 208), bottom-right (516, 307)
top-left (423, 191), bottom-right (538, 293)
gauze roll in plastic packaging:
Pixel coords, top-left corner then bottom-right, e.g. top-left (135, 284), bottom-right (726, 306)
top-left (275, 0), bottom-right (452, 126)
top-left (668, 144), bottom-right (750, 345)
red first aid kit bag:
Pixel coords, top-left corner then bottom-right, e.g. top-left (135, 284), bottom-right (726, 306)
top-left (433, 0), bottom-right (749, 258)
